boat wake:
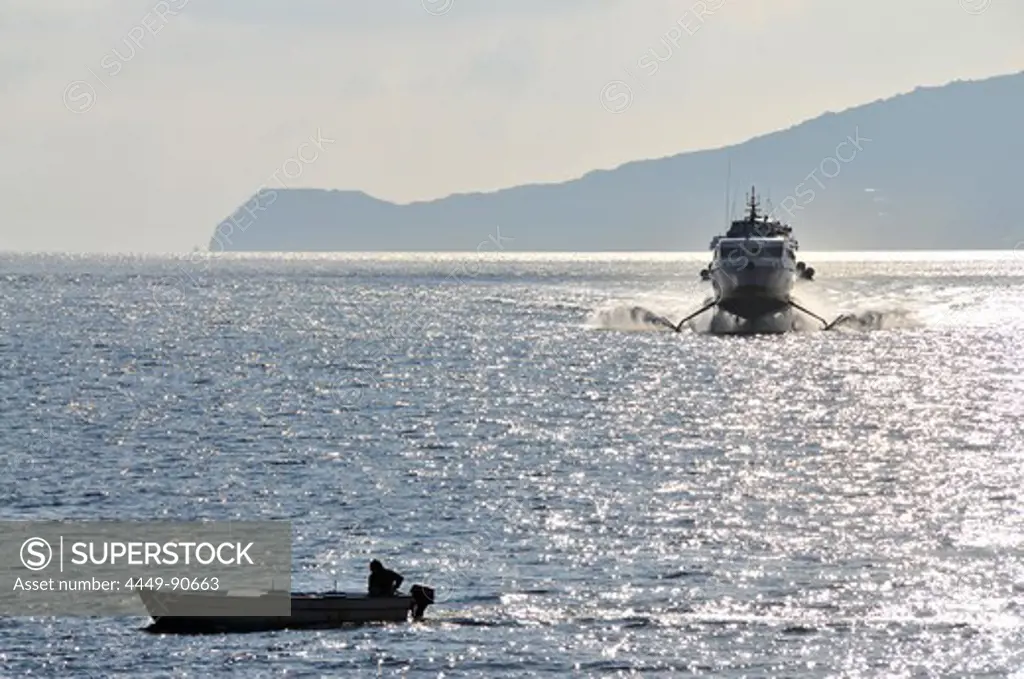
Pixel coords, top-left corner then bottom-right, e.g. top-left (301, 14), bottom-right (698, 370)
top-left (585, 305), bottom-right (680, 332)
top-left (586, 302), bottom-right (921, 334)
top-left (831, 308), bottom-right (920, 330)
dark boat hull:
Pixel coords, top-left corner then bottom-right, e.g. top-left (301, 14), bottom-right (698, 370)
top-left (140, 586), bottom-right (434, 634)
top-left (711, 265), bottom-right (794, 321)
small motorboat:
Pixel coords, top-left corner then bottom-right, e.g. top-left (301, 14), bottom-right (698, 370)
top-left (139, 585), bottom-right (435, 634)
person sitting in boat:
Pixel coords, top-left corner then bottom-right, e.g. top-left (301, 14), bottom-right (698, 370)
top-left (368, 559), bottom-right (404, 597)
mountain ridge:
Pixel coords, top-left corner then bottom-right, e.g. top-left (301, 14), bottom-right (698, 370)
top-left (211, 70), bottom-right (1024, 252)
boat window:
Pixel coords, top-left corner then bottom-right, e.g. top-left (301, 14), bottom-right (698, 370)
top-left (718, 243), bottom-right (745, 261)
top-left (719, 241), bottom-right (785, 259)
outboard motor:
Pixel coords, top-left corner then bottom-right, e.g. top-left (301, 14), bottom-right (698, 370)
top-left (410, 584), bottom-right (435, 620)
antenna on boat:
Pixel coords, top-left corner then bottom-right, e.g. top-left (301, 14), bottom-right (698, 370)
top-left (746, 185), bottom-right (758, 221)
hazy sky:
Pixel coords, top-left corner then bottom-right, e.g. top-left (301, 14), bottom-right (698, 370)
top-left (2, 0), bottom-right (1022, 252)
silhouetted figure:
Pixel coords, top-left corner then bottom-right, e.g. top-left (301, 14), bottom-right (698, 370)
top-left (368, 559), bottom-right (404, 597)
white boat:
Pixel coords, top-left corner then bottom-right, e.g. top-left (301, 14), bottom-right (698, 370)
top-left (665, 187), bottom-right (847, 332)
top-left (139, 585), bottom-right (435, 634)
top-left (707, 188), bottom-right (808, 321)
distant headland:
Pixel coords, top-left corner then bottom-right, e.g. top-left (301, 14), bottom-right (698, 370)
top-left (211, 71), bottom-right (1024, 252)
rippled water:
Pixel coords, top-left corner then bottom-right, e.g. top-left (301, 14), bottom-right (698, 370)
top-left (2, 252), bottom-right (1023, 677)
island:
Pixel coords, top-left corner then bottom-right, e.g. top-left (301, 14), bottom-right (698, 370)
top-left (210, 71), bottom-right (1024, 252)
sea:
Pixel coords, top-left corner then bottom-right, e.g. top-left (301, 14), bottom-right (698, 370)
top-left (1, 251), bottom-right (1022, 677)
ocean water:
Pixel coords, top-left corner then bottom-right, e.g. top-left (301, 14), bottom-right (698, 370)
top-left (1, 252), bottom-right (1023, 677)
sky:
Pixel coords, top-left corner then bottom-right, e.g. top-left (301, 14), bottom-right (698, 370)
top-left (1, 0), bottom-right (1022, 252)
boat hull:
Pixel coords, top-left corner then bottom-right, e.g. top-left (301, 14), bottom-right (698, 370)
top-left (711, 264), bottom-right (794, 320)
top-left (139, 586), bottom-right (434, 634)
